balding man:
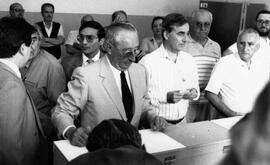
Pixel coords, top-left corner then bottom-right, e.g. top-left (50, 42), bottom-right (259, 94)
top-left (9, 3), bottom-right (24, 18)
top-left (65, 14), bottom-right (94, 55)
top-left (183, 9), bottom-right (221, 122)
top-left (205, 28), bottom-right (270, 117)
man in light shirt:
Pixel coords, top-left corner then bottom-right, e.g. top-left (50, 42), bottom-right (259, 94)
top-left (140, 13), bottom-right (200, 124)
top-left (206, 28), bottom-right (270, 117)
top-left (61, 21), bottom-right (105, 82)
top-left (52, 22), bottom-right (168, 147)
top-left (35, 3), bottom-right (65, 59)
top-left (183, 9), bottom-right (221, 122)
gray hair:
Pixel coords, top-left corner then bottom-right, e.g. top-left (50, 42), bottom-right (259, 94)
top-left (190, 9), bottom-right (213, 23)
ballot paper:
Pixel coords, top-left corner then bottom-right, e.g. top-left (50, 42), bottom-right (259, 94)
top-left (139, 129), bottom-right (186, 154)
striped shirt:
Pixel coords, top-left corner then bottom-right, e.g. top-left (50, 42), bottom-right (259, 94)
top-left (140, 44), bottom-right (199, 120)
top-left (183, 37), bottom-right (221, 103)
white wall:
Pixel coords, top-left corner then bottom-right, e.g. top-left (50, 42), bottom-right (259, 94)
top-left (0, 0), bottom-right (199, 16)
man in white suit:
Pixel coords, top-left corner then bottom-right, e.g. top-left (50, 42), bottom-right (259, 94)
top-left (52, 22), bottom-right (168, 147)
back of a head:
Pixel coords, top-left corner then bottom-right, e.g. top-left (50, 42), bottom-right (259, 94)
top-left (220, 82), bottom-right (270, 165)
top-left (0, 17), bottom-right (35, 58)
top-left (86, 119), bottom-right (142, 152)
top-left (112, 10), bottom-right (128, 23)
top-left (80, 14), bottom-right (94, 25)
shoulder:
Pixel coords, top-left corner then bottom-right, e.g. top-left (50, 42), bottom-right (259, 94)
top-left (61, 54), bottom-right (81, 65)
top-left (142, 36), bottom-right (153, 43)
top-left (208, 38), bottom-right (221, 48)
top-left (140, 47), bottom-right (161, 64)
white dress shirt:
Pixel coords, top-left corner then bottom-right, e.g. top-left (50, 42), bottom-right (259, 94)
top-left (140, 44), bottom-right (200, 120)
top-left (82, 51), bottom-right (100, 66)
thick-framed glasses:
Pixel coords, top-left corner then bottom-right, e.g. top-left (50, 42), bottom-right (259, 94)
top-left (257, 19), bottom-right (270, 26)
top-left (77, 34), bottom-right (98, 43)
top-left (107, 42), bottom-right (142, 58)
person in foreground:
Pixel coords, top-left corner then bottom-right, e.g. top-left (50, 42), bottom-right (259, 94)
top-left (52, 22), bottom-right (168, 147)
top-left (219, 81), bottom-right (270, 165)
top-left (0, 17), bottom-right (46, 165)
top-left (69, 119), bottom-right (163, 165)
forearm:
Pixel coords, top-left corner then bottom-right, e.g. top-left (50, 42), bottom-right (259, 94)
top-left (42, 36), bottom-right (65, 46)
top-left (206, 91), bottom-right (238, 117)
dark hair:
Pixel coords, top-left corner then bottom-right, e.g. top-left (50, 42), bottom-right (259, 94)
top-left (112, 10), bottom-right (127, 22)
top-left (255, 10), bottom-right (270, 21)
top-left (151, 16), bottom-right (164, 29)
top-left (0, 17), bottom-right (36, 58)
top-left (162, 13), bottom-right (188, 33)
top-left (86, 119), bottom-right (143, 152)
top-left (41, 3), bottom-right (54, 13)
top-left (79, 21), bottom-right (105, 40)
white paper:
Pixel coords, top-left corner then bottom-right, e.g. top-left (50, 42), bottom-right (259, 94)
top-left (139, 129), bottom-right (186, 154)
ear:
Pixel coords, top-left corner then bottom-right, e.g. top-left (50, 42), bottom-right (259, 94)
top-left (163, 31), bottom-right (169, 40)
top-left (18, 43), bottom-right (26, 56)
top-left (254, 42), bottom-right (260, 53)
top-left (102, 41), bottom-right (112, 54)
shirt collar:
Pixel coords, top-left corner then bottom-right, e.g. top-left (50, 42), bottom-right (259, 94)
top-left (0, 59), bottom-right (21, 78)
top-left (159, 43), bottom-right (181, 62)
top-left (82, 51), bottom-right (100, 64)
top-left (43, 21), bottom-right (52, 29)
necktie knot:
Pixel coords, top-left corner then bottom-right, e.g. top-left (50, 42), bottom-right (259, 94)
top-left (87, 59), bottom-right (94, 64)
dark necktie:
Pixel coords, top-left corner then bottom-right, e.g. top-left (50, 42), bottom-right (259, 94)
top-left (120, 71), bottom-right (133, 122)
top-left (87, 59), bottom-right (94, 64)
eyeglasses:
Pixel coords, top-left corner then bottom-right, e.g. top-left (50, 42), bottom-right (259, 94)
top-left (257, 19), bottom-right (270, 26)
top-left (195, 21), bottom-right (211, 28)
top-left (107, 42), bottom-right (142, 58)
top-left (77, 34), bottom-right (98, 43)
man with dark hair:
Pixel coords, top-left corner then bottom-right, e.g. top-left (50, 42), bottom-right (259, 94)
top-left (223, 10), bottom-right (270, 56)
top-left (69, 119), bottom-right (163, 165)
top-left (52, 22), bottom-right (168, 147)
top-left (35, 3), bottom-right (65, 59)
top-left (61, 20), bottom-right (105, 82)
top-left (0, 17), bottom-right (45, 165)
top-left (65, 14), bottom-right (94, 55)
top-left (140, 13), bottom-right (200, 125)
top-left (112, 10), bottom-right (128, 23)
top-left (9, 2), bottom-right (24, 18)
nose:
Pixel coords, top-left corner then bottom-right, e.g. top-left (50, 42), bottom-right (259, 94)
top-left (82, 37), bottom-right (88, 44)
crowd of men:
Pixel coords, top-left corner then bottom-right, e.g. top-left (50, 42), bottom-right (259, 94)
top-left (1, 2), bottom-right (270, 165)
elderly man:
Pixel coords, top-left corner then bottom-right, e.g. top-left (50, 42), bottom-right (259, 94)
top-left (9, 2), bottom-right (24, 18)
top-left (20, 30), bottom-right (66, 139)
top-left (0, 17), bottom-right (45, 165)
top-left (223, 10), bottom-right (270, 56)
top-left (183, 9), bottom-right (221, 122)
top-left (140, 13), bottom-right (200, 125)
top-left (65, 14), bottom-right (94, 55)
top-left (52, 22), bottom-right (168, 147)
top-left (35, 3), bottom-right (65, 59)
top-left (61, 21), bottom-right (105, 82)
top-left (206, 28), bottom-right (270, 117)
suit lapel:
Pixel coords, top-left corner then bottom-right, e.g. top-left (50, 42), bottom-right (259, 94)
top-left (99, 57), bottom-right (127, 120)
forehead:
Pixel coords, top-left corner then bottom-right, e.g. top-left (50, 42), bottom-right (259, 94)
top-left (193, 13), bottom-right (211, 22)
top-left (257, 13), bottom-right (270, 20)
top-left (153, 19), bottom-right (163, 25)
top-left (12, 4), bottom-right (23, 9)
top-left (171, 23), bottom-right (189, 33)
top-left (31, 32), bottom-right (39, 37)
top-left (80, 27), bottom-right (98, 35)
top-left (238, 33), bottom-right (258, 43)
top-left (43, 6), bottom-right (53, 12)
top-left (115, 30), bottom-right (138, 47)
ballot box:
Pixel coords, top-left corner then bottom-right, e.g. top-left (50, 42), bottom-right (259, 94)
top-left (164, 121), bottom-right (231, 165)
top-left (53, 129), bottom-right (185, 165)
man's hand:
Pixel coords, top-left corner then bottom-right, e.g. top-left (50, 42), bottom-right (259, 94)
top-left (167, 90), bottom-right (184, 103)
top-left (65, 126), bottom-right (91, 147)
top-left (183, 88), bottom-right (198, 100)
top-left (150, 116), bottom-right (168, 131)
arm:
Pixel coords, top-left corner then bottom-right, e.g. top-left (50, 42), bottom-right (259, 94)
top-left (47, 59), bottom-right (66, 105)
top-left (41, 36), bottom-right (65, 47)
top-left (205, 91), bottom-right (241, 117)
top-left (0, 80), bottom-right (25, 165)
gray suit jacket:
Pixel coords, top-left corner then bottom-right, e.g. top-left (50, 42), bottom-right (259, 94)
top-left (0, 62), bottom-right (45, 165)
top-left (52, 56), bottom-right (155, 135)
